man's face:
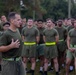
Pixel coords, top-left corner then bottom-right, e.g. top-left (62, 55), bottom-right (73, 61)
top-left (22, 18), bottom-right (26, 25)
top-left (74, 20), bottom-right (76, 28)
top-left (3, 24), bottom-right (10, 30)
top-left (46, 20), bottom-right (53, 27)
top-left (1, 15), bottom-right (7, 22)
top-left (27, 19), bottom-right (33, 26)
top-left (67, 19), bottom-right (72, 26)
top-left (34, 21), bottom-right (37, 25)
top-left (37, 21), bottom-right (43, 28)
top-left (12, 14), bottom-right (22, 28)
top-left (58, 21), bottom-right (62, 27)
top-left (63, 19), bottom-right (68, 26)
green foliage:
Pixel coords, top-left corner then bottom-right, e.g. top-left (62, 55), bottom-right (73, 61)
top-left (0, 0), bottom-right (76, 20)
top-left (71, 1), bottom-right (76, 18)
top-left (42, 0), bottom-right (68, 20)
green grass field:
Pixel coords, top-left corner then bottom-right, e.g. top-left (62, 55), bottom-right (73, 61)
top-left (27, 61), bottom-right (75, 75)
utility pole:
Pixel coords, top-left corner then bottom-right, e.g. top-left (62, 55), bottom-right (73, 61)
top-left (20, 0), bottom-right (27, 18)
top-left (68, 0), bottom-right (71, 18)
top-left (74, 0), bottom-right (76, 3)
top-left (33, 0), bottom-right (35, 20)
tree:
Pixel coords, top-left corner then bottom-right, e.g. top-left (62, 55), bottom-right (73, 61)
top-left (41, 0), bottom-right (68, 20)
top-left (23, 0), bottom-right (47, 19)
top-left (0, 0), bottom-right (76, 20)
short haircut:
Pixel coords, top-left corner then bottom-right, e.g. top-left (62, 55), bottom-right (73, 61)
top-left (1, 15), bottom-right (6, 18)
top-left (3, 22), bottom-right (10, 26)
top-left (58, 20), bottom-right (62, 22)
top-left (8, 12), bottom-right (19, 21)
top-left (27, 18), bottom-right (33, 21)
top-left (37, 19), bottom-right (43, 22)
top-left (46, 18), bottom-right (53, 22)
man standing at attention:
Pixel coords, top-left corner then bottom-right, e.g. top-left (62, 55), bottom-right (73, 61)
top-left (22, 18), bottom-right (39, 75)
top-left (43, 18), bottom-right (59, 75)
top-left (55, 20), bottom-right (67, 70)
top-left (36, 19), bottom-right (45, 74)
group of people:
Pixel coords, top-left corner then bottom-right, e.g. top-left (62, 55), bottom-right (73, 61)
top-left (0, 12), bottom-right (76, 75)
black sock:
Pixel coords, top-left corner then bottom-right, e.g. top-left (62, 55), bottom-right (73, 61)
top-left (0, 65), bottom-right (1, 71)
top-left (59, 67), bottom-right (60, 72)
top-left (31, 70), bottom-right (34, 75)
top-left (44, 71), bottom-right (47, 75)
top-left (56, 72), bottom-right (59, 75)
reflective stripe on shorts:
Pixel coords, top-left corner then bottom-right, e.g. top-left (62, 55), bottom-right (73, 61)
top-left (45, 42), bottom-right (56, 46)
top-left (24, 42), bottom-right (36, 45)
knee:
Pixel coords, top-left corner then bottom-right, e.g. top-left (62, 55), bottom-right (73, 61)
top-left (31, 58), bottom-right (36, 63)
top-left (54, 60), bottom-right (58, 64)
top-left (53, 58), bottom-right (58, 64)
top-left (22, 57), bottom-right (27, 63)
top-left (66, 60), bottom-right (71, 66)
top-left (66, 61), bottom-right (70, 66)
top-left (44, 59), bottom-right (48, 63)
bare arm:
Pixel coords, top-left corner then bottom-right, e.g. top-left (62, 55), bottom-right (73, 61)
top-left (36, 36), bottom-right (40, 43)
top-left (22, 36), bottom-right (24, 41)
top-left (55, 35), bottom-right (59, 43)
top-left (67, 36), bottom-right (75, 52)
top-left (0, 45), bottom-right (13, 52)
top-left (67, 36), bottom-right (70, 49)
top-left (0, 39), bottom-right (20, 52)
top-left (43, 36), bottom-right (46, 43)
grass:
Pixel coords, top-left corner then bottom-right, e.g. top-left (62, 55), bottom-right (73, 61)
top-left (26, 61), bottom-right (75, 75)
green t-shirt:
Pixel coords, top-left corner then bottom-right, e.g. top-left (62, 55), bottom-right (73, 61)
top-left (62, 25), bottom-right (68, 29)
top-left (21, 26), bottom-right (39, 42)
top-left (55, 26), bottom-right (67, 40)
top-left (0, 23), bottom-right (3, 31)
top-left (0, 31), bottom-right (3, 37)
top-left (43, 28), bottom-right (58, 42)
top-left (0, 29), bottom-right (23, 58)
top-left (68, 28), bottom-right (76, 45)
top-left (67, 25), bottom-right (74, 32)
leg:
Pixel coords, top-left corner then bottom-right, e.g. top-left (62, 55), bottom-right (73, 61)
top-left (65, 57), bottom-right (72, 75)
top-left (27, 58), bottom-right (36, 75)
top-left (38, 45), bottom-right (44, 72)
top-left (53, 57), bottom-right (59, 75)
top-left (31, 58), bottom-right (36, 70)
top-left (69, 60), bottom-right (74, 72)
top-left (66, 50), bottom-right (73, 75)
top-left (75, 58), bottom-right (76, 73)
top-left (22, 57), bottom-right (28, 70)
top-left (44, 58), bottom-right (48, 75)
top-left (39, 55), bottom-right (44, 72)
top-left (0, 58), bottom-right (2, 71)
top-left (48, 60), bottom-right (54, 71)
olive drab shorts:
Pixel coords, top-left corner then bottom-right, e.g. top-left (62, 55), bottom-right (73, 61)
top-left (1, 59), bottom-right (26, 75)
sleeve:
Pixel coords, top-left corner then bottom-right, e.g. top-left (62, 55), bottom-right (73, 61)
top-left (21, 28), bottom-right (25, 36)
top-left (54, 29), bottom-right (59, 36)
top-left (43, 29), bottom-right (46, 36)
top-left (0, 33), bottom-right (8, 46)
top-left (35, 28), bottom-right (40, 36)
top-left (64, 28), bottom-right (67, 40)
top-left (68, 30), bottom-right (72, 37)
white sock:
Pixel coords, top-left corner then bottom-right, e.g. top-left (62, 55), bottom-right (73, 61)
top-left (40, 67), bottom-right (43, 71)
top-left (62, 64), bottom-right (65, 67)
top-left (48, 62), bottom-right (51, 67)
top-left (70, 66), bottom-right (73, 70)
top-left (36, 59), bottom-right (39, 62)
